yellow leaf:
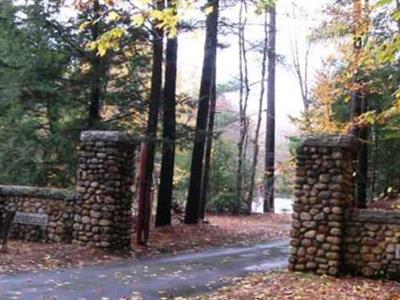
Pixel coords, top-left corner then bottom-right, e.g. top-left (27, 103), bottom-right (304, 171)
top-left (79, 21), bottom-right (91, 32)
top-left (204, 5), bottom-right (214, 15)
top-left (88, 41), bottom-right (97, 51)
top-left (80, 62), bottom-right (91, 74)
top-left (168, 27), bottom-right (177, 38)
top-left (110, 27), bottom-right (126, 38)
top-left (98, 43), bottom-right (108, 57)
top-left (395, 88), bottom-right (400, 100)
top-left (131, 14), bottom-right (145, 27)
top-left (150, 10), bottom-right (164, 20)
top-left (107, 11), bottom-right (120, 22)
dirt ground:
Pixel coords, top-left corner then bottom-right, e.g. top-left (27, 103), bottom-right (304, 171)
top-left (0, 213), bottom-right (290, 274)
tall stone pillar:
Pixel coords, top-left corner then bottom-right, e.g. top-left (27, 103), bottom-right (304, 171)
top-left (73, 131), bottom-right (136, 249)
top-left (289, 135), bottom-right (359, 276)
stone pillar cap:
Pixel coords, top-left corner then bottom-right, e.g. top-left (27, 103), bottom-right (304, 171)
top-left (80, 131), bottom-right (137, 144)
top-left (0, 185), bottom-right (75, 201)
top-left (301, 135), bottom-right (360, 152)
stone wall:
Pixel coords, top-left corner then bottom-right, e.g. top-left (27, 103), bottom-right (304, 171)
top-left (289, 135), bottom-right (358, 276)
top-left (0, 130), bottom-right (137, 250)
top-left (344, 209), bottom-right (400, 278)
top-left (0, 185), bottom-right (75, 242)
top-left (72, 131), bottom-right (136, 249)
top-left (290, 135), bottom-right (400, 279)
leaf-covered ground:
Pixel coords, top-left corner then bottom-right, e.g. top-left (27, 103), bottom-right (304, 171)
top-left (0, 213), bottom-right (290, 274)
top-left (369, 197), bottom-right (400, 211)
top-left (367, 191), bottom-right (400, 211)
top-left (188, 271), bottom-right (400, 300)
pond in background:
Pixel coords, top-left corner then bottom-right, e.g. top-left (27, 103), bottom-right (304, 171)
top-left (251, 197), bottom-right (293, 214)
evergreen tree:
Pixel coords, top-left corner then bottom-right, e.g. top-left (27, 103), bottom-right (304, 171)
top-left (185, 0), bottom-right (219, 224)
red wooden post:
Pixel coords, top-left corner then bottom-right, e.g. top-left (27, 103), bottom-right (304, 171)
top-left (136, 143), bottom-right (149, 245)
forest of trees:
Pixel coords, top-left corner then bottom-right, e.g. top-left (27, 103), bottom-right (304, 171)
top-left (0, 0), bottom-right (399, 241)
top-left (295, 0), bottom-right (400, 206)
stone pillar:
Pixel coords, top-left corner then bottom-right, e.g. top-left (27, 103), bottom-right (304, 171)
top-left (73, 131), bottom-right (135, 249)
top-left (289, 135), bottom-right (359, 276)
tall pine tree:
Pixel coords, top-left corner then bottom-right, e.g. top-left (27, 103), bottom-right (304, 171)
top-left (185, 0), bottom-right (219, 224)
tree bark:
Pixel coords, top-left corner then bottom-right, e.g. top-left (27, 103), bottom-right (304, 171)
top-left (185, 0), bottom-right (219, 224)
top-left (199, 67), bottom-right (217, 220)
top-left (351, 0), bottom-right (368, 209)
top-left (396, 0), bottom-right (400, 32)
top-left (88, 0), bottom-right (102, 128)
top-left (236, 0), bottom-right (250, 214)
top-left (264, 2), bottom-right (276, 213)
top-left (136, 0), bottom-right (164, 244)
top-left (247, 10), bottom-right (268, 214)
top-left (291, 37), bottom-right (311, 127)
top-left (357, 94), bottom-right (368, 208)
top-left (155, 18), bottom-right (178, 227)
top-left (371, 125), bottom-right (378, 198)
top-left (0, 211), bottom-right (16, 252)
top-left (350, 0), bottom-right (362, 135)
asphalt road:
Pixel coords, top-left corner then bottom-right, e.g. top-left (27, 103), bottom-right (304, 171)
top-left (0, 239), bottom-right (289, 300)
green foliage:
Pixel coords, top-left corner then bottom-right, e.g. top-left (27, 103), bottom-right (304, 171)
top-left (0, 0), bottom-right (79, 186)
top-left (255, 0), bottom-right (276, 14)
top-left (375, 0), bottom-right (394, 7)
top-left (206, 139), bottom-right (243, 213)
top-left (305, 0), bottom-right (400, 198)
top-left (0, 0), bottom-right (151, 187)
top-left (173, 109), bottom-right (253, 214)
top-left (275, 170), bottom-right (293, 198)
top-left (173, 138), bottom-right (239, 211)
top-left (207, 192), bottom-right (237, 213)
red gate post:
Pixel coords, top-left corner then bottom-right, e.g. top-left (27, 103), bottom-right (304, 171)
top-left (136, 143), bottom-right (152, 245)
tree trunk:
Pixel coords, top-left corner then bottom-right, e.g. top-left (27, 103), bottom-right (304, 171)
top-left (351, 0), bottom-right (362, 138)
top-left (199, 67), bottom-right (217, 220)
top-left (357, 94), bottom-right (368, 208)
top-left (396, 0), bottom-right (400, 32)
top-left (185, 0), bottom-right (219, 224)
top-left (291, 37), bottom-right (311, 127)
top-left (247, 10), bottom-right (268, 214)
top-left (0, 211), bottom-right (16, 252)
top-left (351, 0), bottom-right (368, 209)
top-left (136, 0), bottom-right (164, 244)
top-left (236, 0), bottom-right (250, 214)
top-left (371, 125), bottom-right (378, 198)
top-left (264, 2), bottom-right (276, 213)
top-left (88, 0), bottom-right (102, 128)
top-left (155, 20), bottom-right (178, 227)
